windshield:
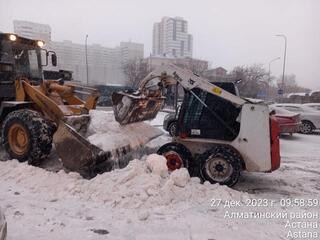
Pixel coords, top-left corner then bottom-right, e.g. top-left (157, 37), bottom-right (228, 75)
top-left (0, 40), bottom-right (42, 79)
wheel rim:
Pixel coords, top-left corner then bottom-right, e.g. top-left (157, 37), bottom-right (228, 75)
top-left (169, 123), bottom-right (177, 136)
top-left (164, 151), bottom-right (183, 171)
top-left (205, 156), bottom-right (233, 182)
top-left (8, 123), bottom-right (29, 155)
top-left (300, 123), bottom-right (311, 133)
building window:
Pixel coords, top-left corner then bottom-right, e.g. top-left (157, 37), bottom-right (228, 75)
top-left (180, 41), bottom-right (184, 56)
top-left (181, 21), bottom-right (185, 32)
top-left (173, 20), bottom-right (176, 40)
top-left (172, 49), bottom-right (176, 57)
top-left (188, 35), bottom-right (192, 52)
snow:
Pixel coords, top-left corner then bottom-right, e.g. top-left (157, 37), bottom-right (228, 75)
top-left (146, 154), bottom-right (168, 177)
top-left (0, 158), bottom-right (244, 209)
top-left (0, 111), bottom-right (320, 239)
top-left (86, 110), bottom-right (163, 152)
top-left (170, 168), bottom-right (190, 187)
top-left (0, 156), bottom-right (250, 239)
top-left (147, 111), bottom-right (169, 127)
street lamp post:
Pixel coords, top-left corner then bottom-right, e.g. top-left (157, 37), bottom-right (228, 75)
top-left (268, 57), bottom-right (281, 99)
top-left (268, 57), bottom-right (281, 82)
top-left (275, 34), bottom-right (287, 95)
top-left (85, 34), bottom-right (89, 85)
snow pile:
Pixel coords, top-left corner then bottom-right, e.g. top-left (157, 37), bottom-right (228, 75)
top-left (146, 154), bottom-right (168, 177)
top-left (1, 133), bottom-right (320, 240)
top-left (86, 110), bottom-right (163, 152)
top-left (0, 156), bottom-right (249, 210)
top-left (170, 168), bottom-right (190, 187)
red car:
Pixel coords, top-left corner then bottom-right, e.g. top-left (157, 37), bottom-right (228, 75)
top-left (269, 106), bottom-right (301, 135)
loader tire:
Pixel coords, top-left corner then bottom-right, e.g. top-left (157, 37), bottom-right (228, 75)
top-left (199, 146), bottom-right (241, 187)
top-left (157, 142), bottom-right (195, 176)
top-left (2, 109), bottom-right (53, 165)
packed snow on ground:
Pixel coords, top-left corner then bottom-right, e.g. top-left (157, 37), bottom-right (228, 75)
top-left (0, 111), bottom-right (320, 239)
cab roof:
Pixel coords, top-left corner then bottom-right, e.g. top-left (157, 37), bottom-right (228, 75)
top-left (0, 33), bottom-right (44, 46)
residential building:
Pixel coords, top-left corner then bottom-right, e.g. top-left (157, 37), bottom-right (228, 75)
top-left (145, 56), bottom-right (208, 73)
top-left (49, 40), bottom-right (144, 85)
top-left (204, 67), bottom-right (236, 82)
top-left (120, 42), bottom-right (144, 64)
top-left (153, 17), bottom-right (193, 58)
top-left (13, 20), bottom-right (51, 42)
top-left (204, 67), bottom-right (227, 77)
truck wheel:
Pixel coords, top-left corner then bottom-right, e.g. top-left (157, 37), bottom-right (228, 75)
top-left (199, 146), bottom-right (241, 187)
top-left (299, 121), bottom-right (313, 134)
top-left (2, 110), bottom-right (53, 165)
top-left (168, 121), bottom-right (177, 137)
top-left (157, 142), bottom-right (194, 175)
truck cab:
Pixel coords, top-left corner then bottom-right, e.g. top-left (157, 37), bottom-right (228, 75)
top-left (0, 33), bottom-right (56, 101)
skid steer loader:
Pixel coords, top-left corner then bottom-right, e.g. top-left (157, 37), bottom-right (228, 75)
top-left (112, 64), bottom-right (281, 186)
top-left (0, 33), bottom-right (116, 177)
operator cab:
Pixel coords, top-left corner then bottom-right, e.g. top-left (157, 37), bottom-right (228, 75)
top-left (0, 33), bottom-right (56, 100)
top-left (177, 82), bottom-right (241, 141)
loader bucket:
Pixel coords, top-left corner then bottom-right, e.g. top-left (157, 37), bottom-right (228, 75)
top-left (112, 91), bottom-right (165, 125)
top-left (53, 121), bottom-right (114, 178)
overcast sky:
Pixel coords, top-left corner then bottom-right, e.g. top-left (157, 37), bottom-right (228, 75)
top-left (0, 0), bottom-right (319, 89)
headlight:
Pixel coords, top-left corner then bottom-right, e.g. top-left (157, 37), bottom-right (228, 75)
top-left (37, 40), bottom-right (44, 47)
top-left (9, 34), bottom-right (17, 41)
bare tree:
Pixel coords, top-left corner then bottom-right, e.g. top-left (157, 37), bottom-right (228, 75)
top-left (277, 74), bottom-right (310, 93)
top-left (174, 57), bottom-right (208, 75)
top-left (122, 59), bottom-right (149, 88)
top-left (231, 64), bottom-right (269, 98)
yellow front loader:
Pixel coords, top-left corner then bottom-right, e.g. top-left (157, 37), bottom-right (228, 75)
top-left (0, 33), bottom-right (113, 177)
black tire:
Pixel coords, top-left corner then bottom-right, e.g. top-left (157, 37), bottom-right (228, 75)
top-left (299, 121), bottom-right (314, 134)
top-left (157, 142), bottom-right (195, 176)
top-left (199, 146), bottom-right (241, 187)
top-left (1, 109), bottom-right (53, 165)
top-left (168, 121), bottom-right (177, 137)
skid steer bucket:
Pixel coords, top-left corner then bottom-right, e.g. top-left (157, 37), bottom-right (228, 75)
top-left (112, 91), bottom-right (165, 125)
top-left (53, 121), bottom-right (114, 178)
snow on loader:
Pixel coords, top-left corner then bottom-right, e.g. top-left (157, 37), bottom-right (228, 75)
top-left (0, 33), bottom-right (133, 178)
top-left (112, 64), bottom-right (281, 186)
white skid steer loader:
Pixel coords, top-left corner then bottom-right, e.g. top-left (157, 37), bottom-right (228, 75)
top-left (112, 64), bottom-right (280, 186)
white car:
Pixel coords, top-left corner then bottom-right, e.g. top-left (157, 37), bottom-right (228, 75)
top-left (0, 208), bottom-right (6, 240)
top-left (304, 103), bottom-right (320, 111)
top-left (272, 103), bottom-right (320, 134)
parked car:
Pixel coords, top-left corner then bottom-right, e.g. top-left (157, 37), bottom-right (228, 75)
top-left (163, 105), bottom-right (180, 136)
top-left (269, 106), bottom-right (301, 135)
top-left (0, 208), bottom-right (7, 240)
top-left (272, 103), bottom-right (320, 134)
top-left (304, 103), bottom-right (320, 111)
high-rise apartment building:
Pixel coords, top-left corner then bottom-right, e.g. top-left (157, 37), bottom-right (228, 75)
top-left (152, 17), bottom-right (193, 58)
top-left (13, 20), bottom-right (51, 42)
